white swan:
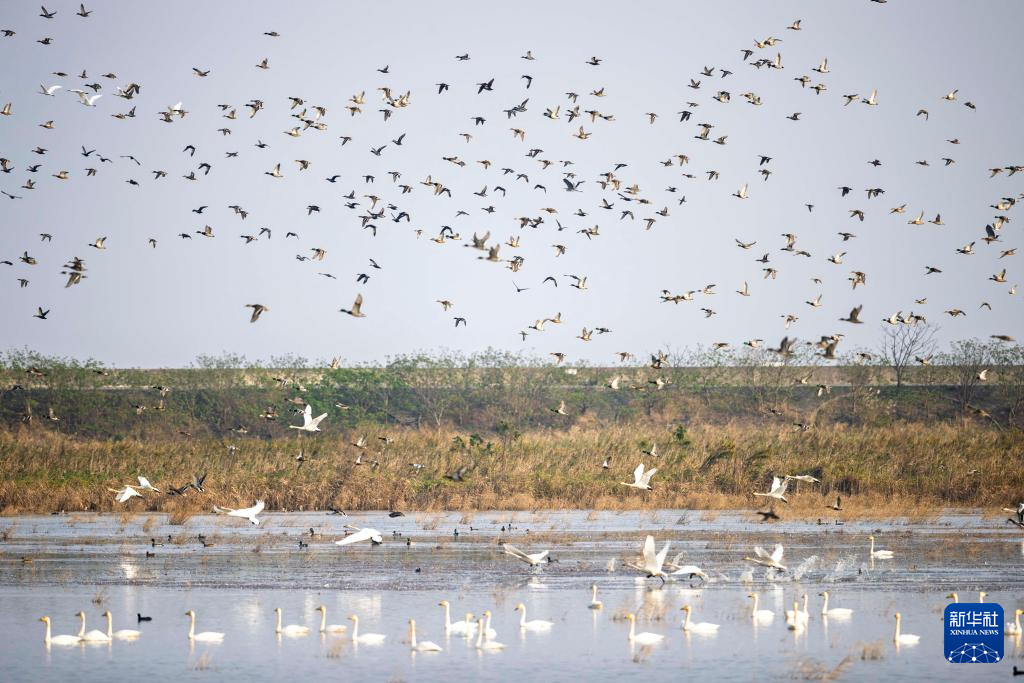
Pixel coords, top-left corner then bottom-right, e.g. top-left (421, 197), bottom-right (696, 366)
top-left (786, 594), bottom-right (810, 626)
top-left (110, 485), bottom-right (142, 503)
top-left (625, 613), bottom-right (663, 645)
top-left (475, 617), bottom-right (505, 650)
top-left (274, 607), bottom-right (309, 636)
top-left (753, 476), bottom-right (789, 503)
top-left (747, 593), bottom-right (774, 622)
top-left (744, 543), bottom-right (787, 571)
top-left (39, 84), bottom-right (62, 96)
top-left (1006, 609), bottom-right (1023, 636)
top-left (289, 404), bottom-right (327, 432)
top-left (625, 535), bottom-right (671, 582)
top-left (336, 524), bottom-right (383, 546)
top-left (503, 544), bottom-right (550, 566)
top-left (480, 610), bottom-right (497, 639)
top-left (979, 591), bottom-right (988, 603)
top-left (515, 603), bottom-right (553, 631)
top-left (103, 611), bottom-right (141, 639)
top-left (76, 612), bottom-right (111, 642)
top-left (408, 619), bottom-right (442, 652)
top-left (946, 592), bottom-right (959, 603)
top-left (681, 605), bottom-right (719, 634)
top-left (136, 476), bottom-right (160, 493)
top-left (869, 535), bottom-right (894, 559)
top-left (438, 600), bottom-right (474, 635)
top-left (69, 89), bottom-right (101, 106)
top-left (185, 610), bottom-right (224, 642)
top-left (213, 500), bottom-right (264, 525)
top-left (588, 584), bottom-right (603, 610)
top-left (39, 616), bottom-right (81, 645)
top-left (786, 600), bottom-right (805, 632)
top-left (315, 605), bottom-right (346, 634)
top-left (348, 615), bottom-right (386, 644)
top-left (893, 612), bottom-right (920, 645)
top-left (620, 463), bottom-right (657, 490)
top-left (818, 592), bottom-right (853, 618)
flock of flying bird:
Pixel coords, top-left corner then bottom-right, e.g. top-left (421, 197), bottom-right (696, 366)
top-left (0, 4), bottom-right (1020, 368)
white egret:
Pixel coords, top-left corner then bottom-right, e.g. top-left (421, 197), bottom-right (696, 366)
top-left (315, 605), bottom-right (347, 634)
top-left (103, 611), bottom-right (141, 639)
top-left (408, 619), bottom-right (442, 652)
top-left (625, 614), bottom-right (663, 645)
top-left (514, 603), bottom-right (554, 631)
top-left (289, 404), bottom-right (327, 432)
top-left (893, 613), bottom-right (920, 645)
top-left (213, 500), bottom-right (264, 525)
top-left (274, 607), bottom-right (309, 636)
top-left (348, 615), bottom-right (386, 644)
top-left (681, 605), bottom-right (719, 634)
top-left (39, 616), bottom-right (81, 645)
top-left (185, 610), bottom-right (225, 642)
top-left (818, 592), bottom-right (853, 618)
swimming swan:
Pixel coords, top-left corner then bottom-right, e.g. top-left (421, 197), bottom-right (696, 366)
top-left (818, 592), bottom-right (853, 618)
top-left (408, 619), bottom-right (443, 652)
top-left (185, 610), bottom-right (225, 642)
top-left (588, 584), bottom-right (603, 610)
top-left (869, 535), bottom-right (894, 559)
top-left (438, 600), bottom-right (475, 634)
top-left (348, 615), bottom-right (386, 644)
top-left (76, 611), bottom-right (111, 642)
top-left (315, 605), bottom-right (347, 634)
top-left (39, 616), bottom-right (81, 645)
top-left (625, 613), bottom-right (663, 645)
top-left (681, 605), bottom-right (720, 634)
top-left (893, 612), bottom-right (920, 645)
top-left (103, 611), bottom-right (141, 639)
top-left (274, 607), bottom-right (309, 636)
top-left (475, 617), bottom-right (505, 650)
top-left (747, 593), bottom-right (774, 622)
top-left (515, 603), bottom-right (554, 631)
top-left (1006, 609), bottom-right (1023, 636)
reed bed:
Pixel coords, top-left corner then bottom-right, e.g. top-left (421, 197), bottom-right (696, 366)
top-left (0, 421), bottom-right (1018, 515)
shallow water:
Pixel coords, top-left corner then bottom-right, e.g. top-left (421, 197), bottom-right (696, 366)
top-left (1, 510), bottom-right (1021, 681)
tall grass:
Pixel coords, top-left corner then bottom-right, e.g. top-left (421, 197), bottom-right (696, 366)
top-left (0, 422), bottom-right (1017, 514)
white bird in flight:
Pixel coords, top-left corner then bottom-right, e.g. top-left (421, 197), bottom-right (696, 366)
top-left (503, 544), bottom-right (550, 566)
top-left (213, 500), bottom-right (265, 525)
top-left (289, 403), bottom-right (327, 432)
top-left (335, 524), bottom-right (383, 546)
top-left (620, 463), bottom-right (657, 490)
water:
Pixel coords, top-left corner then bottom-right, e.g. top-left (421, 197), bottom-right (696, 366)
top-left (1, 510), bottom-right (1021, 681)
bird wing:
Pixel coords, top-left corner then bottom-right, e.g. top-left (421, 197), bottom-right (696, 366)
top-left (641, 535), bottom-right (656, 569)
top-left (632, 463), bottom-right (645, 484)
top-left (503, 544), bottom-right (532, 562)
top-left (301, 403), bottom-right (313, 426)
top-left (770, 544), bottom-right (784, 563)
top-left (310, 413), bottom-right (327, 427)
top-left (640, 467), bottom-right (657, 486)
top-left (753, 545), bottom-right (769, 560)
top-left (770, 476), bottom-right (782, 493)
top-left (655, 541), bottom-right (670, 571)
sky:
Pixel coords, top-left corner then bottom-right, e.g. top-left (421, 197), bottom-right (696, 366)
top-left (0, 0), bottom-right (1022, 367)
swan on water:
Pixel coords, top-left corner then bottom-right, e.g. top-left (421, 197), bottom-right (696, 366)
top-left (39, 616), bottom-right (81, 645)
top-left (680, 605), bottom-right (720, 634)
top-left (274, 607), bottom-right (309, 636)
top-left (348, 615), bottom-right (386, 644)
top-left (438, 600), bottom-right (475, 635)
top-left (475, 617), bottom-right (505, 650)
top-left (786, 594), bottom-right (810, 626)
top-left (315, 605), bottom-right (347, 633)
top-left (408, 619), bottom-right (442, 652)
top-left (786, 600), bottom-right (805, 632)
top-left (185, 610), bottom-right (224, 642)
top-left (103, 611), bottom-right (141, 639)
top-left (588, 584), bottom-right (603, 610)
top-left (818, 592), bottom-right (853, 618)
top-left (1006, 609), bottom-right (1023, 636)
top-left (747, 593), bottom-right (774, 622)
top-left (868, 535), bottom-right (894, 559)
top-left (625, 613), bottom-right (663, 645)
top-left (76, 611), bottom-right (111, 642)
top-left (515, 603), bottom-right (554, 631)
top-left (893, 612), bottom-right (920, 645)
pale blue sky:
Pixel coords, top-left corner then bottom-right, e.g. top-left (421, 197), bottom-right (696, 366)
top-left (1, 0), bottom-right (1021, 367)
